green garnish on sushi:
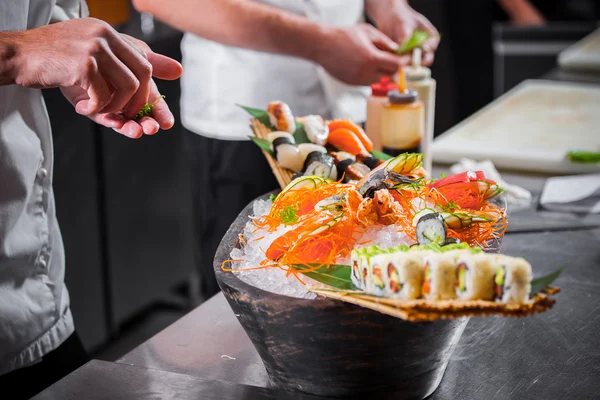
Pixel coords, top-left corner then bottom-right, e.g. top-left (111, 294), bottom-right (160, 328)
top-left (279, 205), bottom-right (299, 226)
top-left (566, 150), bottom-right (600, 163)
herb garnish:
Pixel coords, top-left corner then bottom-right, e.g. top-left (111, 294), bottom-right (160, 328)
top-left (440, 200), bottom-right (459, 212)
top-left (269, 193), bottom-right (277, 202)
top-left (567, 151), bottom-right (600, 164)
top-left (279, 205), bottom-right (299, 226)
top-left (135, 95), bottom-right (165, 120)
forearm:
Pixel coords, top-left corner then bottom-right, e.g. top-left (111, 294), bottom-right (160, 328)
top-left (0, 32), bottom-right (22, 86)
top-left (365, 0), bottom-right (408, 24)
top-left (496, 0), bottom-right (539, 20)
top-left (133, 0), bottom-right (329, 62)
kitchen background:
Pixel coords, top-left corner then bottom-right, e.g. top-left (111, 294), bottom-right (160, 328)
top-left (45, 0), bottom-right (598, 359)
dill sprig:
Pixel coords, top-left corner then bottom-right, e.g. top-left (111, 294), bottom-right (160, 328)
top-left (135, 95), bottom-right (166, 120)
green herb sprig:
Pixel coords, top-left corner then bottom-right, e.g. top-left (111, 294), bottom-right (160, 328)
top-left (566, 150), bottom-right (600, 164)
top-left (396, 29), bottom-right (433, 55)
top-left (279, 205), bottom-right (299, 226)
top-left (135, 95), bottom-right (165, 120)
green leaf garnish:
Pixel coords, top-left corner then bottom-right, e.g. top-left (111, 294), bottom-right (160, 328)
top-left (440, 200), bottom-right (459, 212)
top-left (269, 193), bottom-right (277, 202)
top-left (371, 149), bottom-right (393, 161)
top-left (293, 121), bottom-right (310, 144)
top-left (566, 151), bottom-right (600, 163)
top-left (396, 29), bottom-right (431, 55)
top-left (530, 267), bottom-right (565, 295)
top-left (135, 95), bottom-right (165, 120)
top-left (293, 264), bottom-right (353, 290)
top-left (279, 205), bottom-right (299, 226)
top-left (249, 136), bottom-right (274, 157)
top-left (440, 173), bottom-right (447, 178)
top-left (237, 104), bottom-right (275, 129)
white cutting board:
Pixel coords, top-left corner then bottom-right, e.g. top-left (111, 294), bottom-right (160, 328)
top-left (558, 28), bottom-right (600, 72)
top-left (432, 80), bottom-right (600, 175)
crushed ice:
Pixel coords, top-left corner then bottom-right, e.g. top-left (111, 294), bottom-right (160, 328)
top-left (230, 199), bottom-right (412, 299)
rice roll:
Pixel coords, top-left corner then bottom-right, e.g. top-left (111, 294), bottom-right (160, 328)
top-left (455, 253), bottom-right (496, 300)
top-left (268, 131), bottom-right (303, 172)
top-left (366, 253), bottom-right (389, 296)
top-left (422, 253), bottom-right (457, 300)
top-left (416, 212), bottom-right (446, 245)
top-left (386, 252), bottom-right (425, 299)
top-left (267, 101), bottom-right (296, 134)
top-left (300, 115), bottom-right (329, 145)
top-left (298, 143), bottom-right (327, 161)
top-left (493, 255), bottom-right (532, 304)
top-left (304, 152), bottom-right (337, 181)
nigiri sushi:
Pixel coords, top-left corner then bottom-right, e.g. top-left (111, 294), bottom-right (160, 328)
top-left (327, 128), bottom-right (368, 156)
top-left (267, 131), bottom-right (304, 172)
top-left (298, 143), bottom-right (327, 161)
top-left (331, 152), bottom-right (370, 182)
top-left (299, 115), bottom-right (329, 146)
top-left (267, 101), bottom-right (296, 134)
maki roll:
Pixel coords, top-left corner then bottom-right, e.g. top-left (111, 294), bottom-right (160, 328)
top-left (299, 115), bottom-right (329, 146)
top-left (304, 151), bottom-right (337, 181)
top-left (455, 253), bottom-right (496, 300)
top-left (493, 255), bottom-right (532, 304)
top-left (416, 212), bottom-right (447, 245)
top-left (267, 131), bottom-right (304, 172)
top-left (267, 101), bottom-right (295, 133)
top-left (350, 249), bottom-right (364, 289)
top-left (386, 252), bottom-right (425, 299)
top-left (422, 253), bottom-right (457, 300)
top-left (366, 253), bottom-right (389, 296)
top-left (298, 143), bottom-right (327, 161)
top-left (331, 152), bottom-right (370, 183)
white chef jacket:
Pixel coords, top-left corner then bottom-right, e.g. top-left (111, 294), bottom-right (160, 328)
top-left (180, 0), bottom-right (369, 141)
top-left (0, 0), bottom-right (87, 375)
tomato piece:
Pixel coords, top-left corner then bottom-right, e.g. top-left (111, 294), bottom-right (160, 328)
top-left (435, 181), bottom-right (484, 210)
top-left (429, 171), bottom-right (495, 190)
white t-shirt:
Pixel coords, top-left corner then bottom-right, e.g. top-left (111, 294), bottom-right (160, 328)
top-left (180, 0), bottom-right (368, 141)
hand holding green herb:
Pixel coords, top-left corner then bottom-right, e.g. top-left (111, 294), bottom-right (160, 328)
top-left (135, 95), bottom-right (166, 120)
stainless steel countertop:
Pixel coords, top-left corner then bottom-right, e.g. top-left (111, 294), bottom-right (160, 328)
top-left (117, 169), bottom-right (600, 399)
top-left (32, 360), bottom-right (320, 400)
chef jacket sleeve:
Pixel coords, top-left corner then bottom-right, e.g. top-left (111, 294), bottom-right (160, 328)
top-left (52, 0), bottom-right (89, 22)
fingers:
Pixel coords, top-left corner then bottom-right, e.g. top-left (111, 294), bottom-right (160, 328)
top-left (366, 25), bottom-right (399, 53)
top-left (101, 34), bottom-right (154, 118)
top-left (147, 53), bottom-right (183, 81)
top-left (95, 48), bottom-right (144, 115)
top-left (417, 16), bottom-right (440, 52)
top-left (147, 81), bottom-right (175, 130)
top-left (374, 51), bottom-right (411, 75)
top-left (74, 60), bottom-right (112, 115)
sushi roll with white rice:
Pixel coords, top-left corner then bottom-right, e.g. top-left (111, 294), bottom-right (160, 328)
top-left (422, 253), bottom-right (457, 300)
top-left (367, 253), bottom-right (389, 296)
top-left (385, 252), bottom-right (425, 299)
top-left (303, 152), bottom-right (337, 181)
top-left (299, 115), bottom-right (329, 145)
top-left (493, 255), bottom-right (532, 304)
top-left (416, 212), bottom-right (447, 245)
top-left (455, 253), bottom-right (496, 300)
top-left (298, 143), bottom-right (327, 161)
top-left (267, 131), bottom-right (304, 172)
top-left (350, 250), bottom-right (363, 289)
top-left (267, 101), bottom-right (296, 133)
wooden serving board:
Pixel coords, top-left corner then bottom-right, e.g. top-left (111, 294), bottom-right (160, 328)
top-left (432, 80), bottom-right (600, 175)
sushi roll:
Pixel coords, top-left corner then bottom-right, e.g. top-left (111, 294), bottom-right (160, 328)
top-left (416, 212), bottom-right (447, 245)
top-left (267, 101), bottom-right (296, 134)
top-left (303, 152), bottom-right (337, 181)
top-left (493, 255), bottom-right (532, 304)
top-left (351, 249), bottom-right (370, 289)
top-left (299, 115), bottom-right (329, 145)
top-left (385, 252), bottom-right (425, 299)
top-left (366, 253), bottom-right (389, 296)
top-left (298, 143), bottom-right (327, 161)
top-left (331, 152), bottom-right (369, 183)
top-left (267, 131), bottom-right (304, 172)
top-left (455, 253), bottom-right (496, 301)
top-left (422, 253), bottom-right (457, 300)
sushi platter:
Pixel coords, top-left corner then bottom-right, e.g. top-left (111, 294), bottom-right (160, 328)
top-left (220, 101), bottom-right (563, 322)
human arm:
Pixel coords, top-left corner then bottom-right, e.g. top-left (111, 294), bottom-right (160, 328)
top-left (133, 0), bottom-right (410, 85)
top-left (0, 18), bottom-right (182, 138)
top-left (496, 0), bottom-right (545, 25)
top-left (365, 0), bottom-right (439, 66)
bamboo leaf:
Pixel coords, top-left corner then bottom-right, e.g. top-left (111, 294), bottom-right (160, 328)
top-left (249, 136), bottom-right (275, 157)
top-left (237, 104), bottom-right (275, 129)
top-left (371, 149), bottom-right (393, 161)
top-left (530, 267), bottom-right (565, 295)
top-left (293, 121), bottom-right (310, 144)
top-left (293, 264), bottom-right (354, 290)
top-left (566, 151), bottom-right (600, 163)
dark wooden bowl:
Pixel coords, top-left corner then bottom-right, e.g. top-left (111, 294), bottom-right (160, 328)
top-left (214, 195), bottom-right (472, 399)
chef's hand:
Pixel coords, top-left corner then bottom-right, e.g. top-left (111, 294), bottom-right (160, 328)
top-left (13, 18), bottom-right (182, 138)
top-left (365, 0), bottom-right (439, 66)
top-left (496, 0), bottom-right (545, 26)
top-left (317, 23), bottom-right (410, 86)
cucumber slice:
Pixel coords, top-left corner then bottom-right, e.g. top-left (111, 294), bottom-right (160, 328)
top-left (279, 176), bottom-right (325, 197)
top-left (384, 153), bottom-right (423, 175)
top-left (309, 212), bottom-right (345, 236)
top-left (412, 208), bottom-right (436, 227)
